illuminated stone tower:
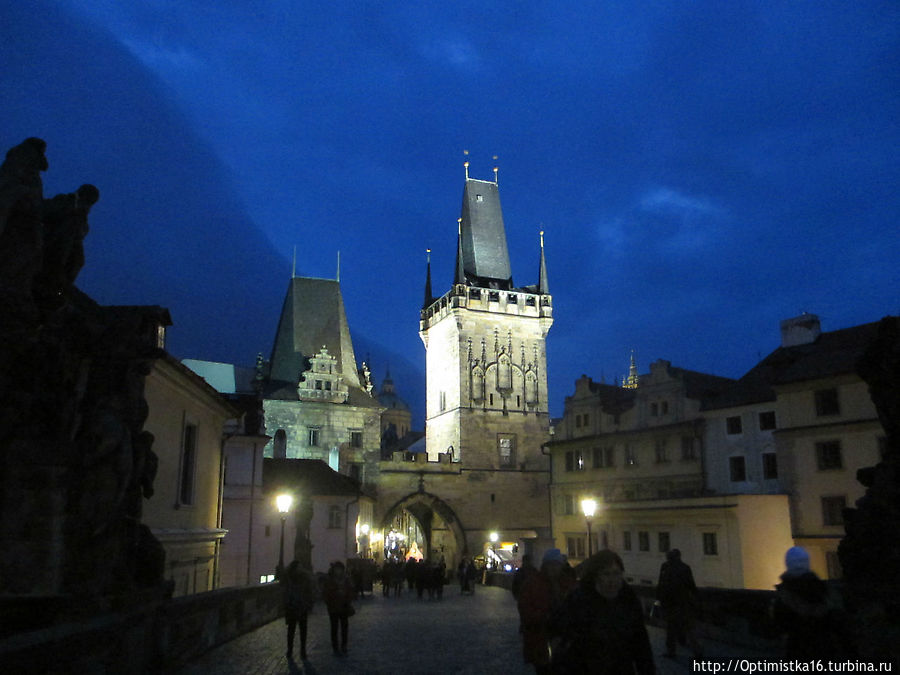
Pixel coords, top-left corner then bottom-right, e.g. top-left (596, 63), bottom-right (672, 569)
top-left (419, 163), bottom-right (553, 489)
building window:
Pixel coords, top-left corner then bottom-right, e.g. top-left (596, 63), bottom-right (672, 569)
top-left (349, 464), bottom-right (361, 483)
top-left (575, 414), bottom-right (581, 428)
top-left (726, 416), bottom-right (743, 435)
top-left (565, 451), bottom-right (585, 471)
top-left (308, 428), bottom-right (320, 446)
top-left (729, 456), bottom-right (747, 482)
top-left (566, 536), bottom-right (586, 559)
top-left (650, 403), bottom-right (658, 417)
top-left (350, 431), bottom-right (363, 448)
top-left (822, 496), bottom-right (847, 526)
top-left (582, 413), bottom-right (589, 427)
top-left (593, 447), bottom-right (614, 468)
top-left (625, 445), bottom-right (637, 466)
top-left (815, 388), bottom-right (840, 416)
top-left (815, 441), bottom-right (843, 470)
top-left (440, 391), bottom-right (447, 412)
top-left (638, 531), bottom-right (650, 552)
top-left (179, 422), bottom-right (197, 506)
top-left (661, 401), bottom-right (669, 415)
top-left (315, 379), bottom-right (323, 390)
top-left (681, 436), bottom-right (696, 460)
top-left (654, 439), bottom-right (668, 464)
top-left (658, 532), bottom-right (671, 553)
top-left (762, 452), bottom-right (778, 479)
top-left (623, 531), bottom-right (632, 551)
top-left (328, 505), bottom-right (343, 529)
top-left (565, 451), bottom-right (574, 472)
top-left (498, 434), bottom-right (516, 467)
top-left (562, 494), bottom-right (575, 515)
top-left (702, 532), bottom-right (718, 556)
top-left (759, 411), bottom-right (776, 430)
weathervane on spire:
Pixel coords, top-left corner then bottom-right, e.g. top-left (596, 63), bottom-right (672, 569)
top-left (463, 149), bottom-right (469, 180)
top-left (493, 155), bottom-right (498, 184)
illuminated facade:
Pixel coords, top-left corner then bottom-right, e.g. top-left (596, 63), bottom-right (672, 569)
top-left (372, 166), bottom-right (555, 566)
top-left (547, 361), bottom-right (793, 590)
top-left (143, 354), bottom-right (238, 596)
top-left (548, 313), bottom-right (893, 589)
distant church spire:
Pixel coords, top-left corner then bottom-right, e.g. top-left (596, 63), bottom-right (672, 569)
top-left (623, 351), bottom-right (639, 389)
top-left (538, 229), bottom-right (549, 295)
top-left (423, 248), bottom-right (433, 309)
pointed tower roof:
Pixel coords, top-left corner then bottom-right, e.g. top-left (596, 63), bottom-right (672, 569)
top-left (459, 178), bottom-right (513, 289)
top-left (267, 276), bottom-right (363, 398)
top-left (423, 249), bottom-right (433, 309)
top-left (454, 219), bottom-right (466, 285)
top-left (538, 230), bottom-right (549, 294)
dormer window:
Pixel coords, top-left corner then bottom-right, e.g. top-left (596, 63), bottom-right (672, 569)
top-left (476, 194), bottom-right (483, 202)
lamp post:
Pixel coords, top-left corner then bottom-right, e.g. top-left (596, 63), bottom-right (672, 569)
top-left (581, 498), bottom-right (597, 558)
top-left (276, 493), bottom-right (293, 578)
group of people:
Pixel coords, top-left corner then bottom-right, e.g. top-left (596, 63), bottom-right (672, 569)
top-left (515, 548), bottom-right (655, 674)
top-left (378, 557), bottom-right (448, 600)
top-left (281, 559), bottom-right (356, 661)
top-left (512, 544), bottom-right (847, 673)
top-left (283, 543), bottom-right (847, 668)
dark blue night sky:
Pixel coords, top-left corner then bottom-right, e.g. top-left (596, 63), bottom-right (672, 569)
top-left (3, 1), bottom-right (898, 425)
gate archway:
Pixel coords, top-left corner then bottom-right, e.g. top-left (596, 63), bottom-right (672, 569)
top-left (379, 491), bottom-right (467, 569)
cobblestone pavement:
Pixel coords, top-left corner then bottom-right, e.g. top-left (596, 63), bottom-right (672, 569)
top-left (174, 584), bottom-right (777, 675)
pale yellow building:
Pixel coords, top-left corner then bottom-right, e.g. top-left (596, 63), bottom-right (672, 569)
top-left (548, 361), bottom-right (794, 590)
top-left (766, 315), bottom-right (887, 579)
top-left (143, 354), bottom-right (238, 596)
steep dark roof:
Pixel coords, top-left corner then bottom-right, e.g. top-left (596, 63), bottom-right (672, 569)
top-left (266, 277), bottom-right (368, 401)
top-left (702, 319), bottom-right (889, 410)
top-left (263, 458), bottom-right (361, 497)
top-left (459, 179), bottom-right (513, 289)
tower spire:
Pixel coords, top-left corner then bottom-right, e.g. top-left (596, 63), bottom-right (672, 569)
top-left (623, 351), bottom-right (639, 389)
top-left (423, 248), bottom-right (433, 309)
top-left (454, 218), bottom-right (466, 285)
top-left (538, 229), bottom-right (549, 295)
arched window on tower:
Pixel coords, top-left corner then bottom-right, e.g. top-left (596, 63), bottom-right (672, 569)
top-left (471, 365), bottom-right (484, 402)
top-left (525, 371), bottom-right (538, 404)
top-left (273, 429), bottom-right (287, 459)
top-left (497, 353), bottom-right (512, 391)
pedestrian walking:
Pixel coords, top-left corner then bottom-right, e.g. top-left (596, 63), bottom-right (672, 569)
top-left (771, 546), bottom-right (848, 660)
top-left (323, 561), bottom-right (356, 655)
top-left (549, 550), bottom-right (655, 674)
top-left (511, 554), bottom-right (538, 602)
top-left (656, 548), bottom-right (703, 659)
top-left (517, 548), bottom-right (576, 674)
top-left (281, 560), bottom-right (314, 660)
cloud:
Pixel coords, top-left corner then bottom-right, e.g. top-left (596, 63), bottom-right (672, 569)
top-left (418, 36), bottom-right (482, 70)
top-left (639, 187), bottom-right (723, 218)
top-left (120, 37), bottom-right (204, 72)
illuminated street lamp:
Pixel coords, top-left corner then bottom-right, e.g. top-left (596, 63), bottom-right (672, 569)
top-left (276, 493), bottom-right (293, 578)
top-left (581, 498), bottom-right (597, 558)
top-left (489, 531), bottom-right (499, 571)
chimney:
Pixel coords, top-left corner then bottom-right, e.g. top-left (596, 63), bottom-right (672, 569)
top-left (780, 312), bottom-right (821, 347)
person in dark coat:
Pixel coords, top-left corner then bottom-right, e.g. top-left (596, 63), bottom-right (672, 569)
top-left (772, 546), bottom-right (846, 660)
top-left (550, 550), bottom-right (655, 675)
top-left (512, 554), bottom-right (538, 602)
top-left (281, 560), bottom-right (314, 660)
top-left (656, 548), bottom-right (703, 659)
top-left (517, 549), bottom-right (577, 674)
top-left (323, 561), bottom-right (355, 655)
